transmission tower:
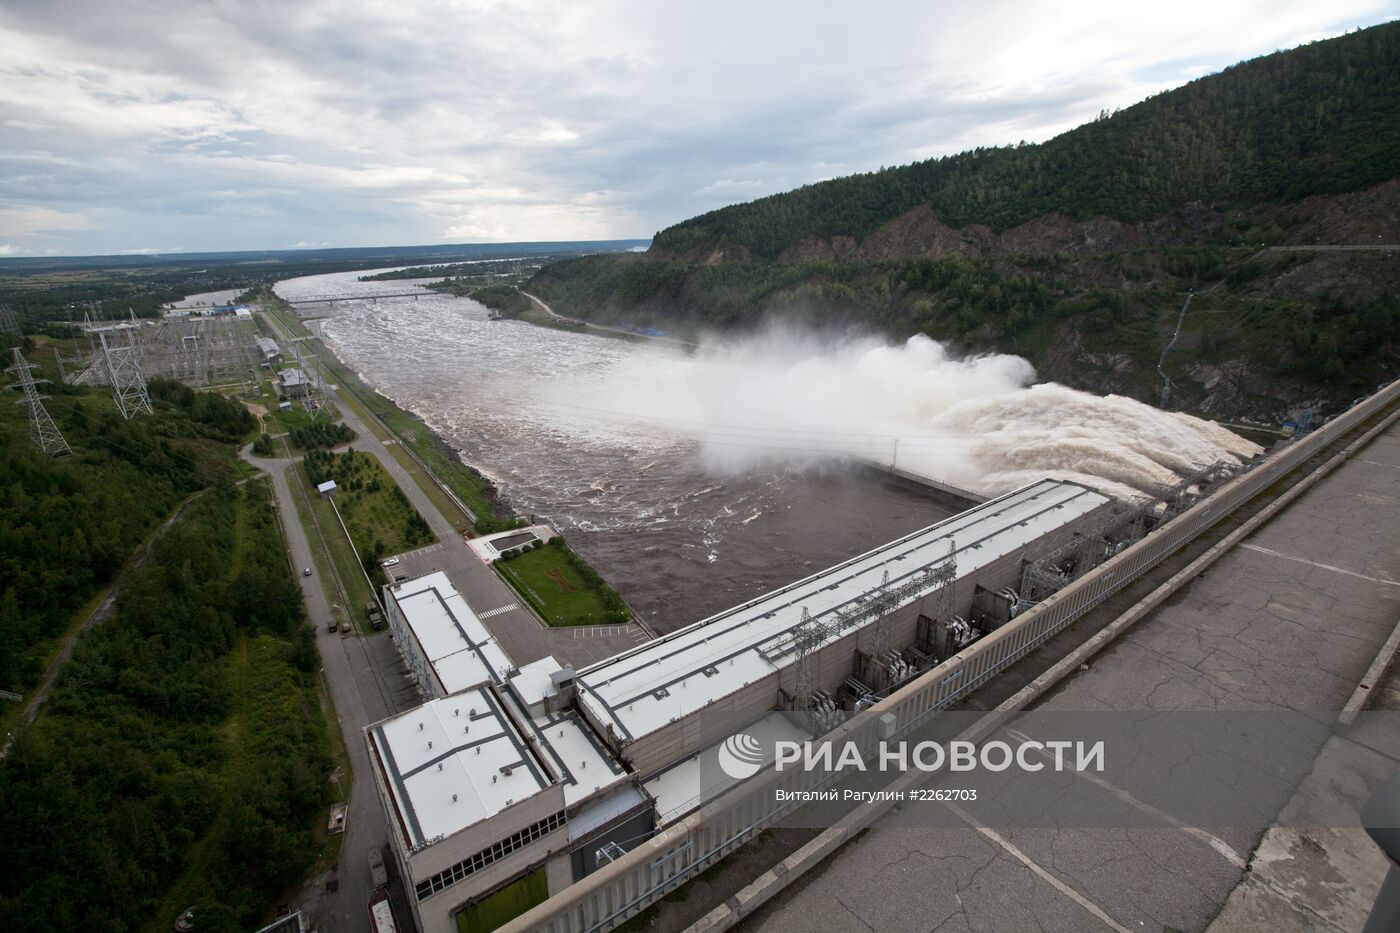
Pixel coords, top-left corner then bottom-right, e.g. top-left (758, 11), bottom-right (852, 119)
top-left (0, 305), bottom-right (19, 336)
top-left (290, 337), bottom-right (327, 419)
top-left (100, 330), bottom-right (153, 418)
top-left (868, 568), bottom-right (893, 662)
top-left (791, 607), bottom-right (833, 712)
top-left (7, 349), bottom-right (72, 457)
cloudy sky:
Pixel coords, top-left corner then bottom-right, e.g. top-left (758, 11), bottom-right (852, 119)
top-left (1, 1), bottom-right (1396, 256)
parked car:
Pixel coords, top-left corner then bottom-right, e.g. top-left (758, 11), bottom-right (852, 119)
top-left (327, 619), bottom-right (337, 633)
top-left (303, 567), bottom-right (313, 577)
top-left (382, 557), bottom-right (400, 568)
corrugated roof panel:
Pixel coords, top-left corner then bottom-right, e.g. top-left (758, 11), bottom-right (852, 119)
top-left (372, 687), bottom-right (554, 847)
top-left (567, 784), bottom-right (648, 842)
top-left (581, 480), bottom-right (1110, 745)
top-left (391, 571), bottom-right (513, 692)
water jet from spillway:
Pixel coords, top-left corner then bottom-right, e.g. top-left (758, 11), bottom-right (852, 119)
top-left (551, 327), bottom-right (1262, 501)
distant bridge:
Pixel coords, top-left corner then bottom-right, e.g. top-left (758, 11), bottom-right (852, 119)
top-left (283, 290), bottom-right (444, 304)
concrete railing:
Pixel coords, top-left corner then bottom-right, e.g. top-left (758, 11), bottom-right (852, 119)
top-left (499, 379), bottom-right (1400, 933)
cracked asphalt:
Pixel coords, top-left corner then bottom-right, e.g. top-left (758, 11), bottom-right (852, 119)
top-left (742, 423), bottom-right (1400, 933)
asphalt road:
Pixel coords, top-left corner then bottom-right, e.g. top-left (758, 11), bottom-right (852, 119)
top-left (244, 442), bottom-right (420, 933)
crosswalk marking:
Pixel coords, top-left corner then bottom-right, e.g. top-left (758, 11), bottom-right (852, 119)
top-left (479, 604), bottom-right (520, 619)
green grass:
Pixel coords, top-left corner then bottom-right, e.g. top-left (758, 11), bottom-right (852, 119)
top-left (287, 455), bottom-right (378, 627)
top-left (308, 449), bottom-right (435, 559)
top-left (495, 544), bottom-right (627, 627)
top-left (146, 632), bottom-right (332, 933)
top-left (271, 400), bottom-right (340, 433)
top-left (455, 867), bottom-right (548, 933)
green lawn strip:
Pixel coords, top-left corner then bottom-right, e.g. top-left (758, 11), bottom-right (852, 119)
top-left (298, 476), bottom-right (377, 629)
top-left (302, 448), bottom-right (435, 558)
top-left (494, 544), bottom-right (628, 627)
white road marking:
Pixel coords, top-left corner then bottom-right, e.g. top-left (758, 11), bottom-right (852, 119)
top-left (1240, 543), bottom-right (1400, 588)
top-left (1005, 728), bottom-right (1247, 869)
top-left (479, 604), bottom-right (520, 619)
top-left (945, 802), bottom-right (1133, 933)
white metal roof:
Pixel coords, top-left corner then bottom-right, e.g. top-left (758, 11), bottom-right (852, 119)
top-left (643, 711), bottom-right (811, 825)
top-left (509, 656), bottom-right (562, 710)
top-left (316, 480), bottom-right (337, 493)
top-left (391, 571), bottom-right (513, 693)
top-left (370, 687), bottom-right (553, 848)
top-left (578, 479), bottom-right (1110, 747)
top-left (528, 710), bottom-right (629, 807)
top-left (279, 366), bottom-right (310, 387)
top-left (567, 784), bottom-right (648, 842)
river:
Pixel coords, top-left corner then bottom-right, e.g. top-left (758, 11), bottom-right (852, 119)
top-left (272, 269), bottom-right (953, 632)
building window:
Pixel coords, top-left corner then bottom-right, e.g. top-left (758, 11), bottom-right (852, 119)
top-left (415, 810), bottom-right (566, 901)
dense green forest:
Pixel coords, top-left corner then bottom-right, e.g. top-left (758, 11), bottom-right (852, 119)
top-left (654, 23), bottom-right (1400, 259)
top-left (0, 482), bottom-right (329, 932)
top-left (529, 252), bottom-right (1400, 405)
top-left (531, 24), bottom-right (1400, 417)
top-left (289, 420), bottom-right (356, 450)
top-left (450, 283), bottom-right (534, 316)
top-left (0, 348), bottom-right (256, 694)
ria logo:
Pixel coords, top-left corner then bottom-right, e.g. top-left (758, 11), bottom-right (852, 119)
top-left (716, 732), bottom-right (766, 779)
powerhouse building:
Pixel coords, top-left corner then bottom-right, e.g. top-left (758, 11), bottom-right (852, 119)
top-left (368, 479), bottom-right (1116, 932)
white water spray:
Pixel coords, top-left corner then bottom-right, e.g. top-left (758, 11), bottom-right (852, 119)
top-left (549, 328), bottom-right (1262, 501)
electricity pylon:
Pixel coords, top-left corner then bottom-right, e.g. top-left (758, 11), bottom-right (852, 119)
top-left (7, 348), bottom-right (72, 457)
top-left (100, 330), bottom-right (153, 418)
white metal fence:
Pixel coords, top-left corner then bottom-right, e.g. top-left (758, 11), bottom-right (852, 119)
top-left (499, 379), bottom-right (1400, 933)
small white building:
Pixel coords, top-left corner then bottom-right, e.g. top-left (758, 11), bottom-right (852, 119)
top-left (317, 480), bottom-right (337, 498)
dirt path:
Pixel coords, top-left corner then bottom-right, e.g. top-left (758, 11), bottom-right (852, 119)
top-left (0, 491), bottom-right (204, 759)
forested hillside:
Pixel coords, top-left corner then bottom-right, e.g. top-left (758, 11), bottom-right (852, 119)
top-left (0, 339), bottom-right (330, 931)
top-left (0, 347), bottom-right (256, 694)
top-left (530, 23), bottom-right (1400, 419)
top-left (0, 484), bottom-right (329, 933)
top-left (654, 22), bottom-right (1400, 259)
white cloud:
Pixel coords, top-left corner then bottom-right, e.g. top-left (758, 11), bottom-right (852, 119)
top-left (0, 204), bottom-right (95, 238)
top-left (0, 0), bottom-right (1393, 253)
top-left (699, 178), bottom-right (768, 201)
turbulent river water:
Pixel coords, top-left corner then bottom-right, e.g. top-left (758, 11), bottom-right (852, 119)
top-left (273, 267), bottom-right (1262, 633)
top-left (273, 270), bottom-right (955, 631)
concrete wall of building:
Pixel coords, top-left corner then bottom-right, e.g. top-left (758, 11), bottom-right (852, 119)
top-left (386, 592), bottom-right (438, 701)
top-left (411, 821), bottom-right (568, 933)
top-left (406, 783), bottom-right (566, 882)
top-left (545, 851), bottom-right (573, 896)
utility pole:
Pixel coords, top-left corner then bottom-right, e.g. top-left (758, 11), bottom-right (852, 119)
top-left (7, 348), bottom-right (72, 457)
top-left (100, 330), bottom-right (153, 419)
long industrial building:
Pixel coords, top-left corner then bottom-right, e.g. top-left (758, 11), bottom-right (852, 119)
top-left (368, 478), bottom-right (1122, 932)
